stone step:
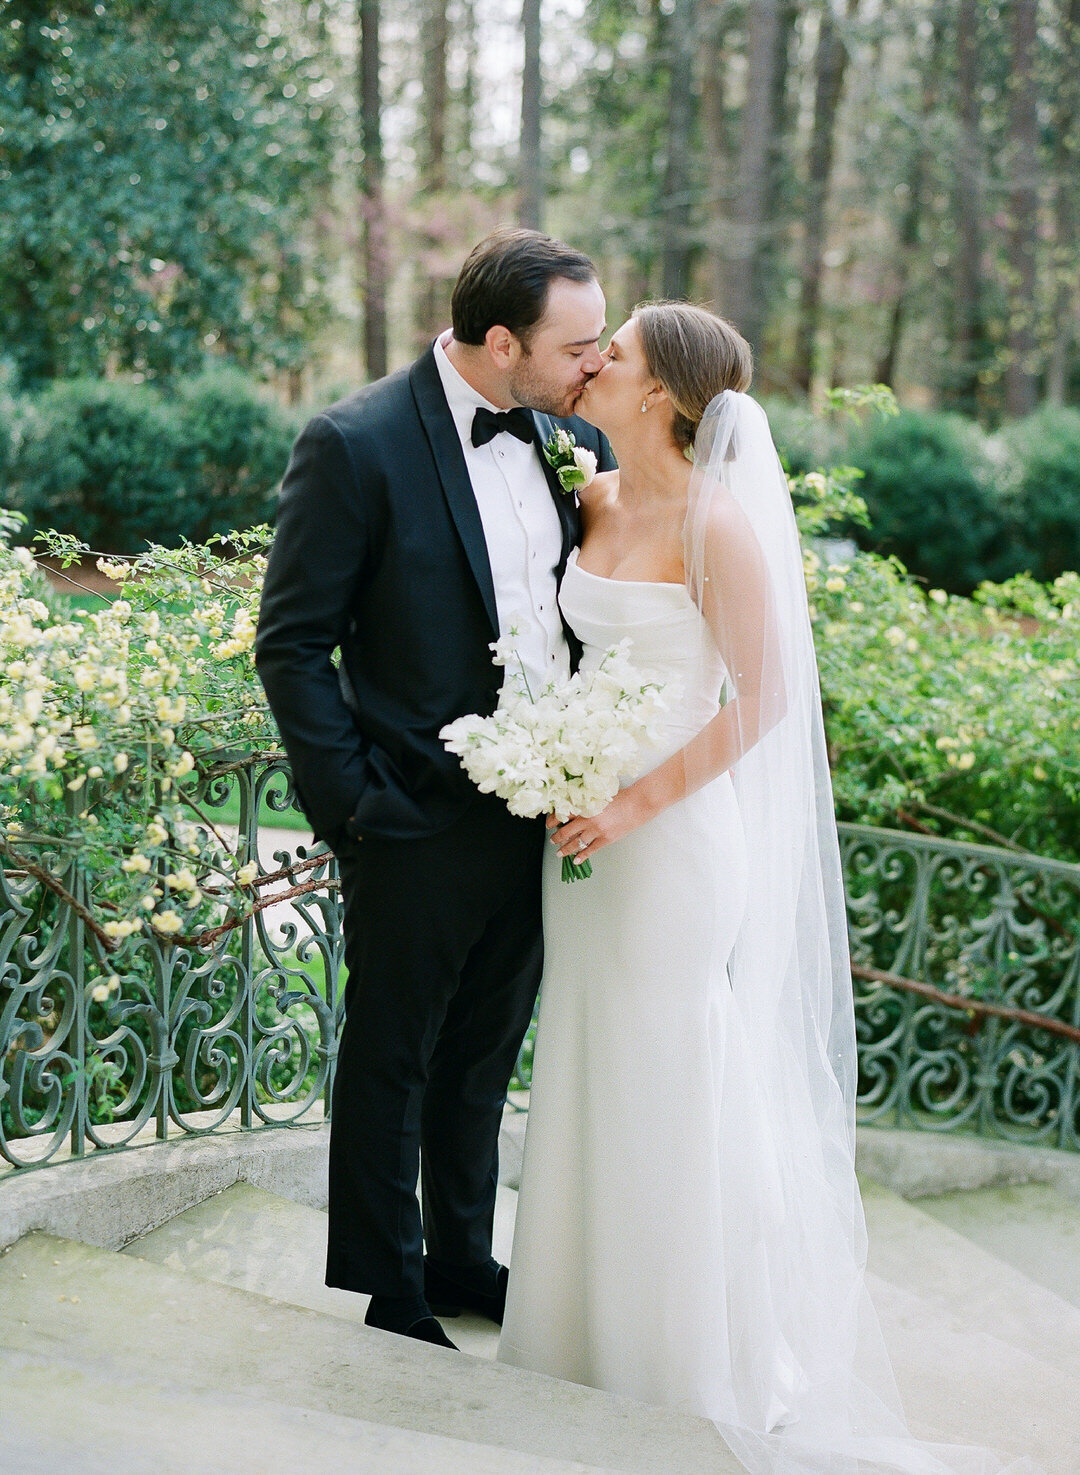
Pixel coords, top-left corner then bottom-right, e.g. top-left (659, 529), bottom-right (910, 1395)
top-left (0, 1345), bottom-right (614, 1475)
top-left (123, 1179), bottom-right (517, 1359)
top-left (862, 1178), bottom-right (1080, 1384)
top-left (126, 1178), bottom-right (1080, 1470)
top-left (858, 1181), bottom-right (1080, 1471)
top-left (0, 1233), bottom-right (739, 1475)
top-left (915, 1182), bottom-right (1080, 1311)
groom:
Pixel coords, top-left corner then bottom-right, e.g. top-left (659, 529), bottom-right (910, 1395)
top-left (255, 229), bottom-right (612, 1346)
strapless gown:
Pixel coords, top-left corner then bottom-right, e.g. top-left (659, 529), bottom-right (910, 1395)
top-left (499, 549), bottom-right (767, 1416)
top-left (497, 552), bottom-right (1038, 1475)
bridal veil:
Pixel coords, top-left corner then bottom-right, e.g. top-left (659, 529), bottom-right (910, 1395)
top-left (680, 390), bottom-right (1040, 1475)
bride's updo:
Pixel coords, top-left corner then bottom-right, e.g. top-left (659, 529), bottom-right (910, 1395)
top-left (633, 302), bottom-right (752, 454)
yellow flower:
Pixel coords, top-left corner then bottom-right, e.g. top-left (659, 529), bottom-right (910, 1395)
top-left (929, 589), bottom-right (948, 605)
top-left (958, 752), bottom-right (976, 770)
top-left (825, 577), bottom-right (846, 594)
top-left (236, 861), bottom-right (259, 886)
top-left (884, 627), bottom-right (905, 647)
top-left (113, 752), bottom-right (129, 774)
top-left (151, 909), bottom-right (184, 936)
top-left (145, 819), bottom-right (169, 848)
top-left (102, 918), bottom-right (142, 940)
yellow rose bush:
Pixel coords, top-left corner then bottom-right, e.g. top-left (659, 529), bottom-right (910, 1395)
top-left (0, 511), bottom-right (285, 955)
top-left (792, 474), bottom-right (1080, 864)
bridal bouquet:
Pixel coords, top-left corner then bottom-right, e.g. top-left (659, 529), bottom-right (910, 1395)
top-left (440, 633), bottom-right (667, 881)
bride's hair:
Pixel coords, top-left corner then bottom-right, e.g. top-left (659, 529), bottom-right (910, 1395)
top-left (633, 302), bottom-right (753, 453)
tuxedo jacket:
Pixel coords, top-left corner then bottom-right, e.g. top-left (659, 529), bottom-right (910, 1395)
top-left (254, 344), bottom-right (616, 846)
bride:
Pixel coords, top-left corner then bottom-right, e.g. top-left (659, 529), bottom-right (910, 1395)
top-left (496, 302), bottom-right (1038, 1475)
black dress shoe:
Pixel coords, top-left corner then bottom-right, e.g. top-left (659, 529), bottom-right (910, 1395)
top-left (424, 1257), bottom-right (509, 1326)
top-left (402, 1315), bottom-right (459, 1349)
top-left (364, 1293), bottom-right (459, 1349)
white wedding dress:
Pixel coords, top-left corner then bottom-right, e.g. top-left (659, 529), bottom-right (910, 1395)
top-left (498, 549), bottom-right (793, 1421)
top-left (498, 548), bottom-right (1037, 1475)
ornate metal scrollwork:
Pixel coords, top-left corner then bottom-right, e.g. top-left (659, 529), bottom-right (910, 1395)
top-left (3, 784), bottom-right (1079, 1173)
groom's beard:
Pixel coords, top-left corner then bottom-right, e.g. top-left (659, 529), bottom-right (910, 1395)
top-left (509, 356), bottom-right (591, 419)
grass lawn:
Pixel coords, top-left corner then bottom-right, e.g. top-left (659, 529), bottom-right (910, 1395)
top-left (210, 784), bottom-right (311, 834)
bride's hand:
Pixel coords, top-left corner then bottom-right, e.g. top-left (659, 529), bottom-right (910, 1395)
top-left (547, 787), bottom-right (651, 866)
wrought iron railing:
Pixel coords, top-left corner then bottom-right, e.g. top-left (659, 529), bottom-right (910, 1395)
top-left (0, 760), bottom-right (340, 1173)
top-left (3, 761), bottom-right (1079, 1174)
top-left (844, 824), bottom-right (1080, 1148)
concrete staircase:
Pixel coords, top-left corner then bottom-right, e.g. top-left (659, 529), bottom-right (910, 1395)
top-left (4, 1163), bottom-right (1080, 1472)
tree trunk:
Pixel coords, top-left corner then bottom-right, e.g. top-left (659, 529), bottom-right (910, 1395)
top-left (519, 0), bottom-right (543, 229)
top-left (660, 0), bottom-right (698, 300)
top-left (1004, 0), bottom-right (1040, 417)
top-left (358, 0), bottom-right (387, 380)
top-left (953, 0), bottom-right (985, 412)
top-left (10, 0), bottom-right (56, 385)
top-left (792, 0), bottom-right (856, 397)
top-left (417, 0), bottom-right (450, 345)
top-left (1046, 0), bottom-right (1080, 405)
top-left (875, 3), bottom-right (947, 387)
top-left (701, 1), bottom-right (729, 309)
top-left (758, 0), bottom-right (800, 325)
top-left (722, 0), bottom-right (784, 348)
top-left (456, 0), bottom-right (478, 171)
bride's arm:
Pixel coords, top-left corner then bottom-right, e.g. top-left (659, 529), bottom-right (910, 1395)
top-left (551, 494), bottom-right (787, 862)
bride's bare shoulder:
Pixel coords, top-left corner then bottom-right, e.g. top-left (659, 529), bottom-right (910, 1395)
top-left (579, 469), bottom-right (619, 522)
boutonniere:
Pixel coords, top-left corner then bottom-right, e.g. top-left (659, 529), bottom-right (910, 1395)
top-left (543, 427), bottom-right (598, 495)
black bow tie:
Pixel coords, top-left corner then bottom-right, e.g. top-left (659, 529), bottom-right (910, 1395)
top-left (471, 406), bottom-right (535, 448)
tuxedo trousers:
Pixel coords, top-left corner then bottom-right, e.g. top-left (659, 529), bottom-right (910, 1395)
top-left (326, 797), bottom-right (545, 1298)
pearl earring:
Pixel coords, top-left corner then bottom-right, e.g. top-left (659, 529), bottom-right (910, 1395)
top-left (641, 399), bottom-right (648, 414)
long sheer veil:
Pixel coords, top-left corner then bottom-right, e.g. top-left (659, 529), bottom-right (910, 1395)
top-left (682, 390), bottom-right (1039, 1475)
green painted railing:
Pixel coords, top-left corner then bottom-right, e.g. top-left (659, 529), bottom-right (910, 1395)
top-left (3, 759), bottom-right (1080, 1174)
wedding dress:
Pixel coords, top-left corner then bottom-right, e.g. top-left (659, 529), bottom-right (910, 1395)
top-left (498, 395), bottom-right (1040, 1475)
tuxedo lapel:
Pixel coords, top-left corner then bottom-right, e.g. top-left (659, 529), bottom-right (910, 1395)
top-left (409, 348), bottom-right (499, 637)
top-left (531, 412), bottom-right (584, 672)
top-left (530, 412), bottom-right (581, 564)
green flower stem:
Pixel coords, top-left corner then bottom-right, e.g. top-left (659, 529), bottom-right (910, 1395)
top-left (561, 854), bottom-right (592, 882)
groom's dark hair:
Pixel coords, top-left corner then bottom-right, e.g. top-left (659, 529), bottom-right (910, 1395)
top-left (451, 228), bottom-right (597, 348)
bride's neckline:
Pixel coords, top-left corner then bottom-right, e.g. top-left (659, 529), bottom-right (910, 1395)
top-left (568, 547), bottom-right (685, 589)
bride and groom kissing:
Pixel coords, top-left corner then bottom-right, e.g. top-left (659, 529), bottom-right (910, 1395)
top-left (254, 229), bottom-right (1035, 1474)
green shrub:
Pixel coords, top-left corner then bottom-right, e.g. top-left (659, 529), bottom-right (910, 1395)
top-left (173, 368), bottom-right (298, 542)
top-left (999, 406), bottom-right (1080, 581)
top-left (10, 379), bottom-right (193, 551)
top-left (845, 410), bottom-right (1020, 593)
top-left (760, 396), bottom-right (845, 475)
top-left (9, 371), bottom-right (295, 552)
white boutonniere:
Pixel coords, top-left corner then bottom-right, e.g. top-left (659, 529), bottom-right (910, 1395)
top-left (543, 427), bottom-right (598, 494)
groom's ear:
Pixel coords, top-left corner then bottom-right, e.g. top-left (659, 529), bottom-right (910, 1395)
top-left (484, 324), bottom-right (516, 370)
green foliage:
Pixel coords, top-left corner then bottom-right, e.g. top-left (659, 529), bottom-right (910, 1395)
top-left (0, 0), bottom-right (329, 389)
top-left (846, 410), bottom-right (1019, 593)
top-left (811, 552), bottom-right (1080, 863)
top-left (0, 519), bottom-right (276, 950)
top-left (10, 379), bottom-right (193, 552)
top-left (761, 397), bottom-right (846, 477)
top-left (1001, 407), bottom-right (1080, 582)
top-left (8, 373), bottom-right (294, 551)
top-left (173, 369), bottom-right (298, 541)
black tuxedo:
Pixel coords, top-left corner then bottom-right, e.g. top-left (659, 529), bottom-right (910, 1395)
top-left (255, 345), bottom-right (614, 1297)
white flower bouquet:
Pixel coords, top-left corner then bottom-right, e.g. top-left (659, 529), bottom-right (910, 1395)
top-left (440, 631), bottom-right (667, 881)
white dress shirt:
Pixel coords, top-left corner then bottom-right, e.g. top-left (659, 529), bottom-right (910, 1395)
top-left (433, 330), bottom-right (569, 693)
